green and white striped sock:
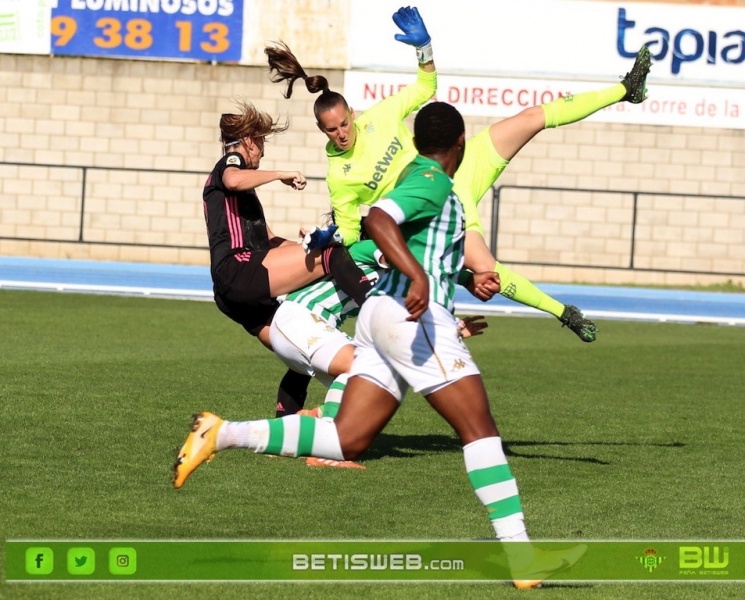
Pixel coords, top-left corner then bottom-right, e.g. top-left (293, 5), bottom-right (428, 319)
top-left (217, 415), bottom-right (344, 459)
top-left (320, 373), bottom-right (347, 420)
top-left (464, 436), bottom-right (528, 541)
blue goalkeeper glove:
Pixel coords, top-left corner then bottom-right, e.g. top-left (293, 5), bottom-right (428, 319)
top-left (392, 6), bottom-right (430, 47)
top-left (302, 225), bottom-right (342, 253)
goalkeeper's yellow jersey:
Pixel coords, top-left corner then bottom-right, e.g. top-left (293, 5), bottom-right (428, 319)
top-left (325, 68), bottom-right (436, 245)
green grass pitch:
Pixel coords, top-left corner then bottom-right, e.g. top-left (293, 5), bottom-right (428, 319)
top-left (1, 290), bottom-right (744, 599)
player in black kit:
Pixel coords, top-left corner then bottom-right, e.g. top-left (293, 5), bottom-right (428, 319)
top-left (204, 101), bottom-right (372, 359)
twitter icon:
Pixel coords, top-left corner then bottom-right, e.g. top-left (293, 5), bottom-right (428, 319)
top-left (67, 548), bottom-right (95, 575)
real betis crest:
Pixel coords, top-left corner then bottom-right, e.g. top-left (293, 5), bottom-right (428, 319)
top-left (637, 548), bottom-right (665, 573)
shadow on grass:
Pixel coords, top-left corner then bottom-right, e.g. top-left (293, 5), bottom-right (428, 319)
top-left (504, 440), bottom-right (686, 465)
top-left (363, 434), bottom-right (685, 466)
top-left (362, 433), bottom-right (460, 459)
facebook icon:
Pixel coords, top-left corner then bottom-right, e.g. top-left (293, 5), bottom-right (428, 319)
top-left (25, 547), bottom-right (54, 575)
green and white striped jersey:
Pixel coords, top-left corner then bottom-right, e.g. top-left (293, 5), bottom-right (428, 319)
top-left (369, 155), bottom-right (465, 313)
top-left (282, 240), bottom-right (382, 328)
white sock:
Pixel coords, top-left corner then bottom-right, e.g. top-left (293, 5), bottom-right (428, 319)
top-left (217, 416), bottom-right (344, 459)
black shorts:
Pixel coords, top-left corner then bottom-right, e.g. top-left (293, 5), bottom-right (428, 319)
top-left (212, 252), bottom-right (278, 336)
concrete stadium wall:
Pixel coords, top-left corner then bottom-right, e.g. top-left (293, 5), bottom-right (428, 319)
top-left (0, 51), bottom-right (743, 287)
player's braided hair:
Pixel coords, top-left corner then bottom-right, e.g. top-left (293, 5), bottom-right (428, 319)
top-left (413, 102), bottom-right (465, 155)
top-left (265, 41), bottom-right (350, 122)
top-left (219, 100), bottom-right (288, 147)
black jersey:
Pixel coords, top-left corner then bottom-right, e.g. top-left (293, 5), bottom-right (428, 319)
top-left (203, 152), bottom-right (272, 273)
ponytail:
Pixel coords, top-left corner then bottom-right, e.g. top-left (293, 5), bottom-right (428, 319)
top-left (265, 41), bottom-right (350, 121)
top-left (265, 41), bottom-right (332, 99)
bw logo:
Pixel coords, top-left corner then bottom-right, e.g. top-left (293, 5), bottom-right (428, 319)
top-left (679, 546), bottom-right (729, 569)
top-left (343, 163), bottom-right (352, 175)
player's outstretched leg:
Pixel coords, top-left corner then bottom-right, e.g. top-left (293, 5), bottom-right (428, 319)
top-left (541, 43), bottom-right (652, 132)
top-left (495, 261), bottom-right (597, 342)
top-left (466, 235), bottom-right (597, 342)
top-left (173, 411), bottom-right (368, 488)
top-left (621, 45), bottom-right (652, 104)
top-left (173, 412), bottom-right (224, 489)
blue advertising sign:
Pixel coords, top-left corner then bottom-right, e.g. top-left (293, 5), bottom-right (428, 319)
top-left (50, 0), bottom-right (242, 62)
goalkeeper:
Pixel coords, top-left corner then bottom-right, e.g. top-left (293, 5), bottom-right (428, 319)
top-left (265, 5), bottom-right (653, 343)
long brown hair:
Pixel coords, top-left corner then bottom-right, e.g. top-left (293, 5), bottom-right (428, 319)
top-left (219, 100), bottom-right (288, 150)
top-left (265, 41), bottom-right (349, 121)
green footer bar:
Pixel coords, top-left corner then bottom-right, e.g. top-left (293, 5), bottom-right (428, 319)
top-left (5, 540), bottom-right (740, 582)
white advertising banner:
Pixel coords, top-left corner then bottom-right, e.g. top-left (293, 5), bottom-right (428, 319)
top-left (349, 0), bottom-right (745, 87)
top-left (343, 71), bottom-right (745, 130)
top-left (0, 0), bottom-right (54, 54)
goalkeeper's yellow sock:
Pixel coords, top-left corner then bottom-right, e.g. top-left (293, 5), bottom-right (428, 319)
top-left (494, 261), bottom-right (564, 319)
top-left (541, 83), bottom-right (626, 128)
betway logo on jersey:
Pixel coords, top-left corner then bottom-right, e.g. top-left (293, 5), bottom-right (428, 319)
top-left (364, 137), bottom-right (404, 191)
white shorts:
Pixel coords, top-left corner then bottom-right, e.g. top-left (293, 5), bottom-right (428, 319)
top-left (269, 301), bottom-right (353, 388)
top-left (350, 295), bottom-right (481, 402)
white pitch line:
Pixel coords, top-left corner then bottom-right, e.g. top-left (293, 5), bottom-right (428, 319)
top-left (454, 302), bottom-right (745, 327)
top-left (3, 280), bottom-right (744, 326)
top-left (0, 280), bottom-right (213, 300)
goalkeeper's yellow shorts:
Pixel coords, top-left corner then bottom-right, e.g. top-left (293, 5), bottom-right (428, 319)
top-left (453, 127), bottom-right (510, 235)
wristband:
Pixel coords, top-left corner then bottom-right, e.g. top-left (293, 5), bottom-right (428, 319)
top-left (416, 42), bottom-right (434, 64)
